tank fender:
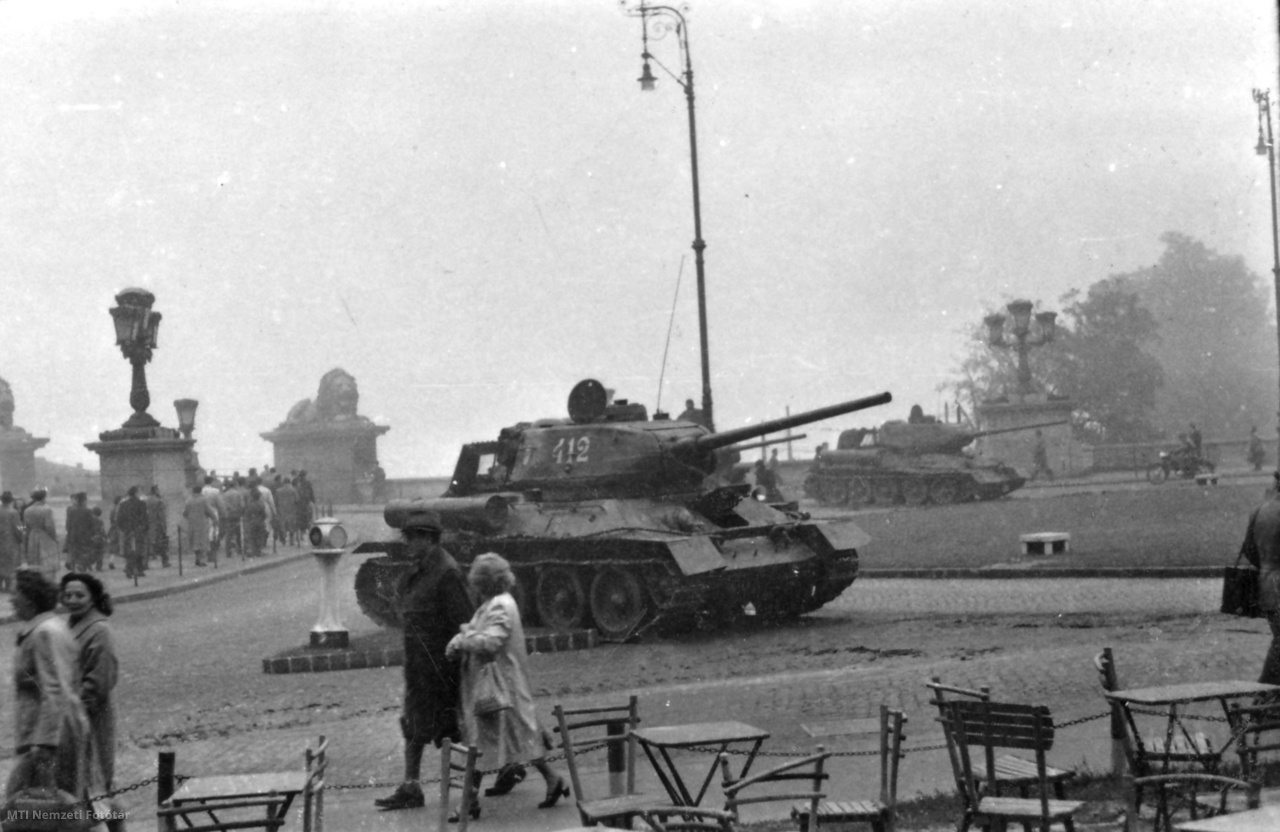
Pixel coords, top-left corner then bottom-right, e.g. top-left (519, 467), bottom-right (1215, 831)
top-left (664, 536), bottom-right (728, 576)
top-left (809, 520), bottom-right (871, 552)
top-left (384, 495), bottom-right (519, 534)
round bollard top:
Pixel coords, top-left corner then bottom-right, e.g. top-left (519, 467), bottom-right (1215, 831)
top-left (309, 517), bottom-right (348, 550)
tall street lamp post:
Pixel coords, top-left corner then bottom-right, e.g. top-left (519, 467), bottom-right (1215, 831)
top-left (983, 300), bottom-right (1058, 396)
top-left (1254, 88), bottom-right (1280, 451)
top-left (109, 288), bottom-right (163, 430)
top-left (627, 1), bottom-right (714, 430)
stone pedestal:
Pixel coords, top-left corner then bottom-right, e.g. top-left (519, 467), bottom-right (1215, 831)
top-left (85, 428), bottom-right (200, 554)
top-left (261, 421), bottom-right (389, 505)
top-left (0, 429), bottom-right (50, 496)
top-left (975, 393), bottom-right (1090, 476)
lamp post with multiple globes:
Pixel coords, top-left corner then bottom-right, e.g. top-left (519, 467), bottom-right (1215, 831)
top-left (983, 300), bottom-right (1058, 396)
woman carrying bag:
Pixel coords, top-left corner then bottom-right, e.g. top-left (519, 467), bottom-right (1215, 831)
top-left (446, 553), bottom-right (568, 821)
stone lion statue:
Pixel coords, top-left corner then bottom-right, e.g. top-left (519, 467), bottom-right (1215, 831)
top-left (0, 377), bottom-right (13, 430)
top-left (284, 368), bottom-right (366, 425)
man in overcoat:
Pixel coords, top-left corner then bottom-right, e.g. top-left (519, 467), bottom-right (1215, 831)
top-left (0, 491), bottom-right (22, 590)
top-left (1242, 472), bottom-right (1280, 684)
top-left (374, 509), bottom-right (474, 811)
top-left (146, 485), bottom-right (169, 567)
top-left (64, 493), bottom-right (96, 571)
top-left (23, 489), bottom-right (58, 583)
top-left (116, 486), bottom-right (149, 579)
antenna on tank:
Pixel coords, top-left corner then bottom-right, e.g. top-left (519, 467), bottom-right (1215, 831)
top-left (654, 255), bottom-right (686, 414)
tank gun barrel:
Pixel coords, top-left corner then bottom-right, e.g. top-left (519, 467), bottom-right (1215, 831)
top-left (971, 419), bottom-right (1069, 439)
top-left (676, 392), bottom-right (891, 458)
top-left (725, 433), bottom-right (807, 455)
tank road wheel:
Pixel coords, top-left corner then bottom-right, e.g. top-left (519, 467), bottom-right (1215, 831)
top-left (871, 478), bottom-right (898, 505)
top-left (589, 568), bottom-right (650, 641)
top-left (536, 567), bottom-right (587, 632)
top-left (846, 477), bottom-right (871, 507)
top-left (901, 478), bottom-right (929, 506)
top-left (930, 479), bottom-right (960, 505)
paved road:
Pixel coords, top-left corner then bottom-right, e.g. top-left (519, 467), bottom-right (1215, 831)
top-left (0, 554), bottom-right (1262, 830)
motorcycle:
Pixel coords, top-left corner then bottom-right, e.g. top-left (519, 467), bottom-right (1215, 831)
top-left (1147, 449), bottom-right (1216, 484)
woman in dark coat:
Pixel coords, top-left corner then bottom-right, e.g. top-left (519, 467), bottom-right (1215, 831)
top-left (60, 572), bottom-right (118, 810)
top-left (374, 510), bottom-right (474, 811)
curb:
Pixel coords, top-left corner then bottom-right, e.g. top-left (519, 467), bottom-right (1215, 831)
top-left (859, 565), bottom-right (1223, 580)
top-left (261, 628), bottom-right (598, 674)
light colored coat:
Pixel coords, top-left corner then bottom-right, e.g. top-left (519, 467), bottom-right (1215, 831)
top-left (182, 494), bottom-right (217, 554)
top-left (69, 609), bottom-right (118, 792)
top-left (450, 592), bottom-right (542, 768)
top-left (23, 501), bottom-right (58, 581)
top-left (7, 611), bottom-right (90, 801)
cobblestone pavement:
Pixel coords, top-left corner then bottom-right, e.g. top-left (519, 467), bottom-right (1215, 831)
top-left (0, 541), bottom-right (1264, 831)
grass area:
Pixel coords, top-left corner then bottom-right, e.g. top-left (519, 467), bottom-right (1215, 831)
top-left (855, 481), bottom-right (1263, 569)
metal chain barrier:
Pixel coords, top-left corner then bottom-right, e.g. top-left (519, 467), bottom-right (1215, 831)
top-left (87, 773), bottom-right (190, 805)
top-left (327, 739), bottom-right (613, 791)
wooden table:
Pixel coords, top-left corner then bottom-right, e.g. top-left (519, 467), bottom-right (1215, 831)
top-left (1103, 681), bottom-right (1279, 776)
top-left (162, 771), bottom-right (307, 831)
top-left (632, 720), bottom-right (771, 807)
top-left (1175, 804), bottom-right (1280, 831)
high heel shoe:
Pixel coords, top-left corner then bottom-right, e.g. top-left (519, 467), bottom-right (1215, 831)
top-left (447, 799), bottom-right (481, 823)
top-left (484, 764), bottom-right (526, 796)
top-left (537, 775), bottom-right (570, 809)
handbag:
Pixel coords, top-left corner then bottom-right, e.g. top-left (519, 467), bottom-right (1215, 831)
top-left (1221, 551), bottom-right (1263, 619)
top-left (472, 657), bottom-right (512, 717)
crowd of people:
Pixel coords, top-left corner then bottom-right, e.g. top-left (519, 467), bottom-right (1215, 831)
top-left (0, 469), bottom-right (321, 589)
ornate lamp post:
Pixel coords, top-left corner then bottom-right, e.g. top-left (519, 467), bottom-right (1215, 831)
top-left (109, 288), bottom-right (163, 430)
top-left (173, 398), bottom-right (199, 440)
top-left (626, 1), bottom-right (714, 430)
top-left (984, 300), bottom-right (1058, 395)
top-left (1254, 88), bottom-right (1280, 449)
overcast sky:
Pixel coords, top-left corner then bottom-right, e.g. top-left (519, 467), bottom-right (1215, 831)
top-left (1, 0), bottom-right (1276, 477)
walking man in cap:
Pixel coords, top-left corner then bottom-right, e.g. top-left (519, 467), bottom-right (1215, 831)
top-left (375, 509), bottom-right (475, 811)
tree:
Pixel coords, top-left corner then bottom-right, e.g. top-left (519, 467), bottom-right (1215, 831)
top-left (1116, 232), bottom-right (1276, 441)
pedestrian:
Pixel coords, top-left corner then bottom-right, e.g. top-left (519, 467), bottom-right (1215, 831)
top-left (753, 459), bottom-right (784, 502)
top-left (6, 570), bottom-right (91, 808)
top-left (374, 510), bottom-right (474, 811)
top-left (90, 507), bottom-right (106, 571)
top-left (222, 478), bottom-right (247, 558)
top-left (1249, 426), bottom-right (1266, 472)
top-left (678, 398), bottom-right (708, 428)
top-left (146, 485), bottom-right (169, 568)
top-left (23, 488), bottom-right (59, 583)
top-left (446, 553), bottom-right (569, 820)
top-left (1030, 429), bottom-right (1054, 482)
top-left (1241, 472), bottom-right (1280, 685)
top-left (201, 476), bottom-right (226, 563)
top-left (275, 477), bottom-right (299, 546)
top-left (296, 470), bottom-right (316, 531)
top-left (116, 485), bottom-right (149, 579)
top-left (106, 495), bottom-right (122, 571)
top-left (244, 488), bottom-right (268, 559)
top-left (182, 486), bottom-right (217, 567)
top-left (371, 463), bottom-right (388, 503)
top-left (1189, 422), bottom-right (1203, 456)
top-left (60, 572), bottom-right (122, 831)
top-left (64, 492), bottom-right (97, 572)
top-left (0, 491), bottom-right (22, 591)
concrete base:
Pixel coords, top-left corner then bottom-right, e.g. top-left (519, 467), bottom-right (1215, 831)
top-left (263, 629), bottom-right (597, 674)
top-left (0, 429), bottom-right (50, 497)
top-left (310, 629), bottom-right (350, 649)
top-left (1021, 531), bottom-right (1071, 555)
top-left (1195, 474), bottom-right (1220, 485)
top-left (85, 432), bottom-right (199, 554)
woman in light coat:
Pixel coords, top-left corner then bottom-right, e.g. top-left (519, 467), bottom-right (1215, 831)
top-left (7, 570), bottom-right (90, 804)
top-left (23, 489), bottom-right (59, 582)
top-left (61, 572), bottom-right (119, 811)
top-left (446, 553), bottom-right (567, 820)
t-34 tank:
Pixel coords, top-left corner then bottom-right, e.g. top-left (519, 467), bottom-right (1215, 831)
top-left (803, 415), bottom-right (1067, 508)
top-left (354, 380), bottom-right (891, 640)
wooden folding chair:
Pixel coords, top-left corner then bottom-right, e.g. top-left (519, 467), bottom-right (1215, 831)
top-left (438, 740), bottom-right (480, 832)
top-left (1127, 773), bottom-right (1259, 832)
top-left (302, 736), bottom-right (328, 832)
top-left (718, 746), bottom-right (828, 830)
top-left (928, 677), bottom-right (1075, 831)
top-left (941, 699), bottom-right (1086, 832)
top-left (1094, 648), bottom-right (1214, 811)
top-left (553, 696), bottom-right (663, 828)
top-left (789, 706), bottom-right (906, 832)
top-left (642, 806), bottom-right (740, 832)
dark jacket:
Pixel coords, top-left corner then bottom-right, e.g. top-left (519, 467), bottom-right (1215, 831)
top-left (399, 546), bottom-right (474, 746)
top-left (1243, 496), bottom-right (1280, 612)
top-left (66, 505), bottom-right (96, 553)
top-left (116, 496), bottom-right (148, 536)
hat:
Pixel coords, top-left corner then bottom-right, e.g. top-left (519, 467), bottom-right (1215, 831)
top-left (401, 510), bottom-right (443, 533)
top-left (0, 491), bottom-right (11, 504)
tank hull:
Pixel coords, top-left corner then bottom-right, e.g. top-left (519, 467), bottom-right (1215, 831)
top-left (803, 450), bottom-right (1026, 507)
top-left (354, 496), bottom-right (865, 640)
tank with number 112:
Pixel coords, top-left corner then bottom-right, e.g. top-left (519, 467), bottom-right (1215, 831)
top-left (353, 380), bottom-right (891, 640)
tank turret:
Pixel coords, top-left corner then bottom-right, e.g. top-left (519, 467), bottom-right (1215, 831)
top-left (806, 415), bottom-right (1068, 508)
top-left (356, 381), bottom-right (892, 641)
